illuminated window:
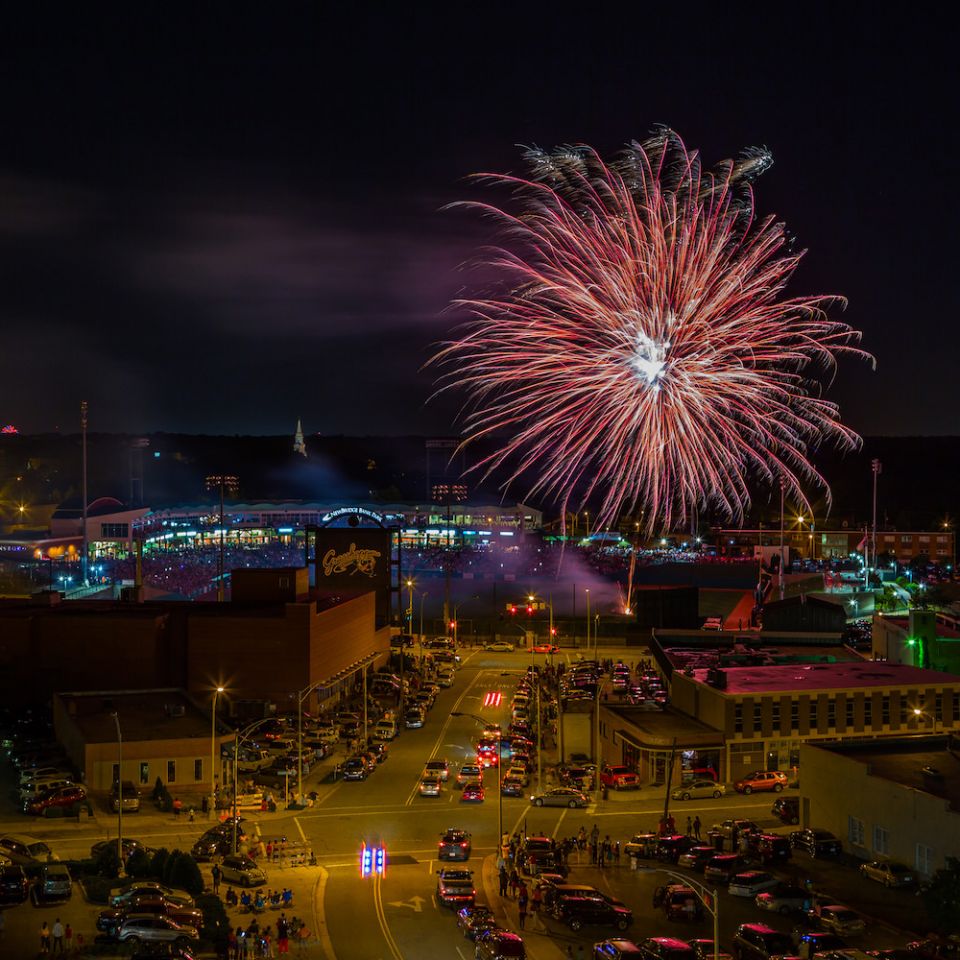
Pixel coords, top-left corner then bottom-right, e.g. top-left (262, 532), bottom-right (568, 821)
top-left (139, 762), bottom-right (149, 785)
top-left (167, 760), bottom-right (176, 783)
top-left (916, 844), bottom-right (933, 874)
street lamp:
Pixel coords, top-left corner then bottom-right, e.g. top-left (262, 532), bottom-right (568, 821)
top-left (111, 712), bottom-right (123, 875)
top-left (210, 686), bottom-right (224, 819)
top-left (452, 711), bottom-right (504, 858)
top-left (419, 590), bottom-right (429, 660)
top-left (231, 716), bottom-right (283, 854)
top-left (405, 579), bottom-right (414, 634)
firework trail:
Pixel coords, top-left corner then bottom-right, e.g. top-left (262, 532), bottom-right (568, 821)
top-left (431, 127), bottom-right (872, 533)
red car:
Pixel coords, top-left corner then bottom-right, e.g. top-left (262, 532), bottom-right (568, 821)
top-left (600, 765), bottom-right (639, 790)
top-left (529, 644), bottom-right (559, 654)
top-left (25, 784), bottom-right (87, 816)
top-left (461, 785), bottom-right (485, 803)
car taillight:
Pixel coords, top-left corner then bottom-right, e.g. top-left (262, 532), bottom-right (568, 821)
top-left (461, 842), bottom-right (468, 847)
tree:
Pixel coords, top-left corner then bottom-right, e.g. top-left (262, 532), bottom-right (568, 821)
top-left (196, 893), bottom-right (231, 952)
top-left (164, 850), bottom-right (204, 897)
top-left (92, 843), bottom-right (121, 879)
top-left (125, 848), bottom-right (152, 878)
top-left (920, 856), bottom-right (960, 934)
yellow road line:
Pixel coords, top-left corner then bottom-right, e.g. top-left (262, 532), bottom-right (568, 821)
top-left (372, 873), bottom-right (405, 960)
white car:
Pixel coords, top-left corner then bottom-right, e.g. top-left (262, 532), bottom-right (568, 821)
top-left (728, 871), bottom-right (779, 897)
top-left (419, 776), bottom-right (442, 797)
top-left (484, 641), bottom-right (515, 652)
top-left (672, 779), bottom-right (726, 801)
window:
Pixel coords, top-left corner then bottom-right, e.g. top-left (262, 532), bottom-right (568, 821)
top-left (167, 760), bottom-right (176, 783)
top-left (139, 762), bottom-right (150, 785)
top-left (848, 816), bottom-right (865, 846)
top-left (100, 522), bottom-right (130, 538)
top-left (864, 698), bottom-right (873, 726)
top-left (919, 536), bottom-right (930, 544)
top-left (953, 695), bottom-right (960, 722)
top-left (899, 699), bottom-right (908, 724)
top-left (809, 699), bottom-right (819, 727)
top-left (882, 696), bottom-right (890, 724)
top-left (935, 694), bottom-right (943, 722)
top-left (772, 702), bottom-right (781, 728)
top-left (734, 704), bottom-right (743, 734)
top-left (753, 703), bottom-right (763, 732)
top-left (790, 701), bottom-right (799, 730)
top-left (112, 763), bottom-right (120, 783)
top-left (937, 535), bottom-right (948, 543)
top-left (916, 844), bottom-right (933, 874)
top-left (827, 699), bottom-right (837, 729)
top-left (901, 535), bottom-right (913, 544)
top-left (874, 825), bottom-right (890, 855)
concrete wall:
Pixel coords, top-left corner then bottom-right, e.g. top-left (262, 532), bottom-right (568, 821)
top-left (800, 742), bottom-right (958, 875)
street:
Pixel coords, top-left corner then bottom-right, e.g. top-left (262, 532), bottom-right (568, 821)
top-left (0, 645), bottom-right (925, 958)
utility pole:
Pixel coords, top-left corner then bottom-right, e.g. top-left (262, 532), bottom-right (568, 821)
top-left (871, 459), bottom-right (882, 587)
top-left (81, 401), bottom-right (89, 586)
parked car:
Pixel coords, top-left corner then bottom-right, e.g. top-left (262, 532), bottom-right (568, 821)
top-left (475, 931), bottom-right (526, 960)
top-left (33, 862), bottom-right (72, 904)
top-left (728, 872), bottom-right (779, 897)
top-left (0, 864), bottom-right (30, 905)
top-left (703, 854), bottom-right (745, 884)
top-left (789, 828), bottom-right (842, 858)
top-left (191, 830), bottom-right (233, 861)
top-left (805, 904), bottom-right (866, 937)
top-left (677, 846), bottom-right (718, 871)
top-left (218, 854), bottom-right (267, 888)
top-left (556, 895), bottom-right (632, 932)
top-left (653, 884), bottom-right (703, 921)
top-left (530, 787), bottom-right (589, 808)
top-left (109, 882), bottom-right (194, 909)
top-left (594, 939), bottom-right (644, 959)
top-left (543, 884), bottom-right (609, 917)
top-left (20, 777), bottom-right (75, 804)
top-left (859, 860), bottom-right (917, 888)
top-left (731, 923), bottom-right (795, 960)
top-left (791, 932), bottom-right (848, 959)
top-left (501, 777), bottom-right (525, 797)
top-left (340, 757), bottom-right (369, 781)
top-left (756, 835), bottom-right (792, 865)
top-left (0, 833), bottom-right (58, 864)
top-left (110, 780), bottom-right (142, 813)
top-left (113, 915), bottom-right (199, 947)
top-left (771, 796), bottom-right (800, 824)
top-left (672, 780), bottom-right (725, 801)
top-left (97, 898), bottom-right (204, 934)
top-left (484, 641), bottom-right (515, 652)
top-left (25, 784), bottom-right (87, 816)
top-left (601, 765), bottom-right (640, 790)
top-left (755, 883), bottom-right (810, 915)
top-left (733, 771), bottom-right (788, 794)
top-left (456, 904), bottom-right (498, 940)
top-left (438, 828), bottom-right (472, 861)
top-left (656, 835), bottom-right (697, 863)
top-left (436, 868), bottom-right (475, 909)
top-left (638, 937), bottom-right (698, 960)
top-left (92, 838), bottom-right (153, 864)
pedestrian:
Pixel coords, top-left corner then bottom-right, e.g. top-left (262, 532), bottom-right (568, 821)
top-left (498, 865), bottom-right (509, 897)
top-left (262, 926), bottom-right (273, 958)
top-left (686, 816), bottom-right (693, 836)
top-left (52, 918), bottom-right (64, 953)
top-left (598, 843), bottom-right (605, 869)
top-left (212, 862), bottom-right (222, 893)
top-left (693, 816), bottom-right (701, 840)
top-left (614, 840), bottom-right (620, 864)
top-left (229, 928), bottom-right (239, 960)
top-left (64, 923), bottom-right (72, 952)
top-left (577, 826), bottom-right (586, 850)
top-left (40, 920), bottom-right (51, 954)
top-left (173, 796), bottom-right (183, 819)
top-left (590, 822), bottom-right (600, 846)
top-left (531, 883), bottom-right (543, 929)
top-left (517, 890), bottom-right (528, 929)
top-left (509, 868), bottom-right (519, 898)
top-left (276, 915), bottom-right (289, 955)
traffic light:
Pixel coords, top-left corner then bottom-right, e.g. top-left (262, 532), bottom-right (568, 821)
top-left (526, 605), bottom-right (533, 615)
top-left (509, 605), bottom-right (517, 615)
top-left (550, 627), bottom-right (557, 637)
top-left (449, 620), bottom-right (457, 631)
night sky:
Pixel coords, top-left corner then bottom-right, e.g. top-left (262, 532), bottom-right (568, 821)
top-left (1, 7), bottom-right (955, 438)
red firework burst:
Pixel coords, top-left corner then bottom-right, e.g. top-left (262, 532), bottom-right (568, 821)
top-left (431, 129), bottom-right (872, 533)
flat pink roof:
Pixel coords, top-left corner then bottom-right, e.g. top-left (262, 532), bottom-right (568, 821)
top-left (691, 661), bottom-right (958, 694)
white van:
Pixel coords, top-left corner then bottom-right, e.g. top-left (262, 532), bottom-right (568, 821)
top-left (20, 777), bottom-right (74, 803)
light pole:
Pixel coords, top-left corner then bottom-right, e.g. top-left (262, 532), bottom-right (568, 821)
top-left (453, 711), bottom-right (503, 857)
top-left (406, 580), bottom-right (414, 634)
top-left (594, 684), bottom-right (602, 805)
top-left (637, 866), bottom-right (719, 959)
top-left (111, 712), bottom-right (123, 874)
top-left (418, 590), bottom-right (428, 661)
top-left (871, 459), bottom-right (882, 585)
top-left (232, 716), bottom-right (281, 854)
top-left (210, 686), bottom-right (224, 820)
top-left (585, 589), bottom-right (591, 652)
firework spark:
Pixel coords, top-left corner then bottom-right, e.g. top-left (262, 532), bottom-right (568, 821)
top-left (431, 128), bottom-right (872, 533)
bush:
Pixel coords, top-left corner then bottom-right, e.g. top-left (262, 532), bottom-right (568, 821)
top-left (125, 849), bottom-right (152, 878)
top-left (164, 850), bottom-right (204, 897)
top-left (80, 875), bottom-right (114, 905)
top-left (196, 892), bottom-right (230, 950)
top-left (150, 848), bottom-right (170, 881)
top-left (155, 784), bottom-right (173, 812)
top-left (91, 843), bottom-right (121, 879)
top-left (153, 776), bottom-right (165, 802)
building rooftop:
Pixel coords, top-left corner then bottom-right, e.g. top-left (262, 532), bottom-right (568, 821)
top-left (604, 705), bottom-right (724, 748)
top-left (690, 660), bottom-right (959, 694)
top-left (56, 689), bottom-right (227, 744)
top-left (814, 736), bottom-right (960, 809)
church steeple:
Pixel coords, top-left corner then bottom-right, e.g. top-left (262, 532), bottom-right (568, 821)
top-left (293, 419), bottom-right (307, 457)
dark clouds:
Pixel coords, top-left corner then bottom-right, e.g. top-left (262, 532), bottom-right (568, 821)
top-left (0, 7), bottom-right (957, 436)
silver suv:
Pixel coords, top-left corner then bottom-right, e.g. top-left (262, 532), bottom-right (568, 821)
top-left (116, 915), bottom-right (199, 946)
